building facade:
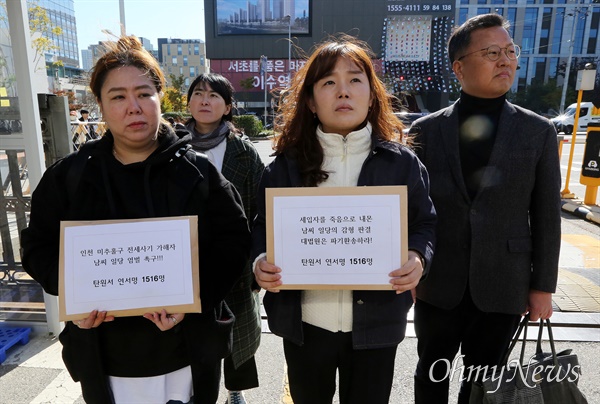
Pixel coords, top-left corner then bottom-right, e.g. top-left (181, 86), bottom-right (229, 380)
top-left (158, 38), bottom-right (209, 90)
top-left (204, 0), bottom-right (599, 113)
top-left (457, 0), bottom-right (600, 92)
top-left (36, 0), bottom-right (79, 68)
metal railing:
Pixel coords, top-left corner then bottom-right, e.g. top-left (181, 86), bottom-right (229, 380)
top-left (70, 121), bottom-right (107, 150)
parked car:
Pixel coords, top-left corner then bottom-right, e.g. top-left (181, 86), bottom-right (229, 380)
top-left (550, 102), bottom-right (600, 134)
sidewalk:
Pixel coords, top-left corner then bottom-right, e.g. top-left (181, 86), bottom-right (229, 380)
top-left (1, 319), bottom-right (599, 404)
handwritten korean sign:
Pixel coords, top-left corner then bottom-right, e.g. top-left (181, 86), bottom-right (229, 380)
top-left (266, 186), bottom-right (407, 290)
top-left (58, 216), bottom-right (200, 321)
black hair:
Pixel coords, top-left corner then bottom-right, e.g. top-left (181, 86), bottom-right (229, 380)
top-left (186, 73), bottom-right (235, 122)
top-left (448, 13), bottom-right (511, 63)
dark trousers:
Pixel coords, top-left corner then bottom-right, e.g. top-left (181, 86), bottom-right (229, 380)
top-left (223, 355), bottom-right (259, 391)
top-left (283, 322), bottom-right (397, 404)
top-left (414, 293), bottom-right (520, 404)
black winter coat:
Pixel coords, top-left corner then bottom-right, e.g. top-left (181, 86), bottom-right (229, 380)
top-left (21, 125), bottom-right (250, 403)
top-left (252, 135), bottom-right (436, 349)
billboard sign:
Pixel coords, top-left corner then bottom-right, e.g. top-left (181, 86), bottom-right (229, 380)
top-left (216, 0), bottom-right (311, 36)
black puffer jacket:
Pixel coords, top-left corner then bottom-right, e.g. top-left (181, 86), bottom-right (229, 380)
top-left (21, 124), bottom-right (250, 403)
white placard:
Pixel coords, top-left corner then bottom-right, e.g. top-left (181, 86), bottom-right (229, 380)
top-left (267, 187), bottom-right (407, 289)
top-left (59, 216), bottom-right (200, 320)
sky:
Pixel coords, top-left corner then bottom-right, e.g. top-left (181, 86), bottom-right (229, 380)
top-left (74, 0), bottom-right (206, 54)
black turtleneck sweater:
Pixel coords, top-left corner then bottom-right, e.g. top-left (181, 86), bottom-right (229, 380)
top-left (457, 91), bottom-right (505, 199)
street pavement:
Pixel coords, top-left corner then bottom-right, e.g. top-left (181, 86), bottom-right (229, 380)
top-left (0, 138), bottom-right (598, 403)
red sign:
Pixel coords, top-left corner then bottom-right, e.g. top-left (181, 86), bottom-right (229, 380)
top-left (209, 58), bottom-right (384, 93)
top-left (209, 59), bottom-right (306, 93)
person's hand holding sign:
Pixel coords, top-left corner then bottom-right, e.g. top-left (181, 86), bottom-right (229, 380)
top-left (389, 250), bottom-right (424, 301)
top-left (144, 309), bottom-right (185, 331)
top-left (254, 257), bottom-right (282, 292)
top-left (74, 309), bottom-right (114, 329)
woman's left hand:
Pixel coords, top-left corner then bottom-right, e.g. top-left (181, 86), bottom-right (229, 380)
top-left (143, 309), bottom-right (184, 331)
top-left (389, 250), bottom-right (423, 295)
top-left (74, 309), bottom-right (115, 329)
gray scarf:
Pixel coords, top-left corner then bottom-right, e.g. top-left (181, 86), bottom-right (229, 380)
top-left (186, 120), bottom-right (231, 151)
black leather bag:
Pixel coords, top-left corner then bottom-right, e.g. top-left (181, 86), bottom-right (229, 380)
top-left (470, 316), bottom-right (589, 404)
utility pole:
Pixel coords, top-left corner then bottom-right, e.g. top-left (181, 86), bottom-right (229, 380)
top-left (119, 0), bottom-right (126, 36)
top-left (261, 55), bottom-right (268, 126)
top-left (559, 1), bottom-right (587, 113)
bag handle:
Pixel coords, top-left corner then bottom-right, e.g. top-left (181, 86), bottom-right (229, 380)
top-left (502, 314), bottom-right (530, 365)
top-left (536, 318), bottom-right (559, 368)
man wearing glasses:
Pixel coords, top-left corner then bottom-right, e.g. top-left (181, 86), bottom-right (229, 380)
top-left (410, 13), bottom-right (561, 403)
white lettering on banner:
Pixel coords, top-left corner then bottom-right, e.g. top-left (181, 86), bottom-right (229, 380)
top-left (226, 59), bottom-right (305, 74)
top-left (251, 74), bottom-right (290, 90)
top-left (228, 60), bottom-right (238, 71)
top-left (274, 60), bottom-right (285, 72)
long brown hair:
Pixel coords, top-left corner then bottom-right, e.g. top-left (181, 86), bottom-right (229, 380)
top-left (274, 35), bottom-right (403, 187)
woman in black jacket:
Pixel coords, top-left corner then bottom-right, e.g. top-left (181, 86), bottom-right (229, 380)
top-left (21, 36), bottom-right (250, 404)
top-left (252, 36), bottom-right (436, 404)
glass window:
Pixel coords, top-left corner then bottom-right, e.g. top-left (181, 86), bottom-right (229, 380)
top-left (507, 8), bottom-right (517, 37)
top-left (574, 8), bottom-right (588, 54)
top-left (588, 8), bottom-right (599, 54)
top-left (539, 8), bottom-right (552, 54)
top-left (477, 8), bottom-right (491, 14)
top-left (183, 56), bottom-right (188, 66)
top-left (533, 57), bottom-right (546, 82)
top-left (194, 44), bottom-right (199, 55)
top-left (459, 8), bottom-right (469, 25)
top-left (477, 0), bottom-right (487, 4)
top-left (460, 0), bottom-right (469, 5)
top-left (491, 0), bottom-right (503, 4)
top-left (522, 8), bottom-right (538, 54)
top-left (172, 56), bottom-right (177, 65)
top-left (552, 8), bottom-right (565, 54)
top-left (518, 57), bottom-right (528, 90)
top-left (549, 57), bottom-right (559, 78)
top-left (177, 44), bottom-right (182, 55)
top-left (190, 66), bottom-right (196, 77)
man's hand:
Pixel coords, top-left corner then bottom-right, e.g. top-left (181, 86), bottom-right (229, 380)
top-left (525, 289), bottom-right (553, 321)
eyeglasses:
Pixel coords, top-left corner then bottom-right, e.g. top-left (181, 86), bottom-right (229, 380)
top-left (457, 44), bottom-right (521, 62)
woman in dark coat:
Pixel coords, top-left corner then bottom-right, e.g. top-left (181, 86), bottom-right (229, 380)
top-left (186, 73), bottom-right (264, 404)
top-left (21, 36), bottom-right (250, 404)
